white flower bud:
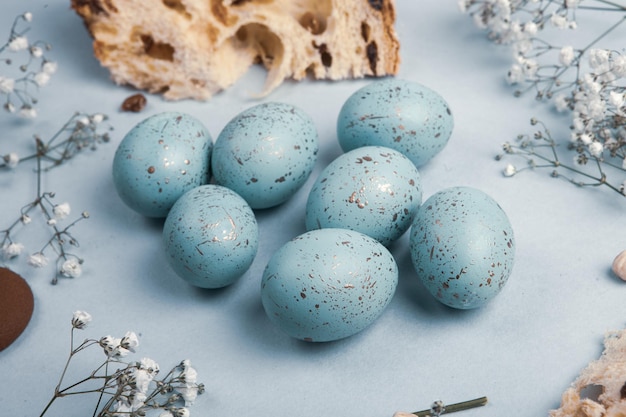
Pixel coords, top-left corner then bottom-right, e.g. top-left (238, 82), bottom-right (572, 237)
top-left (28, 252), bottom-right (48, 268)
top-left (53, 202), bottom-right (71, 220)
top-left (34, 72), bottom-right (50, 87)
top-left (23, 12), bottom-right (33, 22)
top-left (2, 242), bottom-right (24, 259)
top-left (30, 45), bottom-right (43, 58)
top-left (42, 61), bottom-right (57, 75)
top-left (8, 36), bottom-right (28, 51)
top-left (61, 259), bottom-right (82, 278)
top-left (3, 152), bottom-right (19, 168)
top-left (503, 164), bottom-right (517, 177)
top-left (71, 310), bottom-right (92, 329)
top-left (0, 77), bottom-right (15, 94)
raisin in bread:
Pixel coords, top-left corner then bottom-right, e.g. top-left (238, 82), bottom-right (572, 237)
top-left (549, 329), bottom-right (626, 417)
top-left (71, 0), bottom-right (400, 100)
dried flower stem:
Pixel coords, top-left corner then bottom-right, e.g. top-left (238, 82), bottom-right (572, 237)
top-left (41, 313), bottom-right (204, 417)
top-left (0, 112), bottom-right (111, 283)
top-left (461, 0), bottom-right (626, 197)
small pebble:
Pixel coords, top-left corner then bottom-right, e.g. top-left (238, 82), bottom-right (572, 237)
top-left (612, 250), bottom-right (626, 281)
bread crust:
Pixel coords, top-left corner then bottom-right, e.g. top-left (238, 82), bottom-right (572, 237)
top-left (71, 0), bottom-right (401, 100)
top-left (549, 329), bottom-right (626, 417)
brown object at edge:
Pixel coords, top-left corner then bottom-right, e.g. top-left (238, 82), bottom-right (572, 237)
top-left (121, 93), bottom-right (147, 112)
top-left (0, 267), bottom-right (35, 351)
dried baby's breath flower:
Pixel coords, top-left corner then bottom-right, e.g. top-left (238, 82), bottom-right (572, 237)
top-left (40, 313), bottom-right (205, 417)
top-left (0, 112), bottom-right (113, 284)
top-left (0, 12), bottom-right (56, 118)
top-left (461, 1), bottom-right (626, 197)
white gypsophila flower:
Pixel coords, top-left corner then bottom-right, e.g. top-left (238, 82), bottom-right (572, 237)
top-left (23, 12), bottom-right (32, 22)
top-left (53, 202), bottom-right (71, 219)
top-left (180, 364), bottom-right (197, 384)
top-left (2, 242), bottom-right (24, 259)
top-left (559, 46), bottom-right (575, 66)
top-left (174, 408), bottom-right (190, 417)
top-left (609, 91), bottom-right (624, 108)
top-left (523, 21), bottom-right (538, 36)
top-left (121, 331), bottom-right (139, 352)
top-left (572, 117), bottom-right (585, 132)
top-left (458, 0), bottom-right (468, 13)
top-left (28, 252), bottom-right (48, 268)
top-left (21, 214), bottom-right (31, 224)
top-left (100, 336), bottom-right (130, 357)
top-left (550, 13), bottom-right (568, 29)
top-left (42, 61), bottom-right (57, 75)
top-left (0, 77), bottom-right (15, 94)
top-left (76, 116), bottom-right (90, 126)
top-left (612, 55), bottom-right (626, 78)
top-left (4, 152), bottom-right (20, 168)
top-left (565, 0), bottom-right (579, 8)
top-left (579, 132), bottom-right (593, 145)
top-left (4, 102), bottom-right (15, 113)
top-left (588, 141), bottom-right (603, 157)
top-left (91, 113), bottom-right (105, 124)
top-left (72, 310), bottom-right (92, 329)
top-left (159, 412), bottom-right (174, 417)
top-left (589, 49), bottom-right (610, 70)
top-left (522, 58), bottom-right (538, 77)
top-left (34, 72), bottom-right (50, 87)
top-left (507, 64), bottom-right (524, 84)
top-left (30, 45), bottom-right (43, 58)
top-left (503, 163), bottom-right (517, 177)
top-left (587, 97), bottom-right (606, 121)
top-left (177, 385), bottom-right (199, 406)
top-left (61, 258), bottom-right (82, 278)
top-left (554, 94), bottom-right (569, 112)
top-left (19, 106), bottom-right (37, 118)
top-left (47, 218), bottom-right (57, 226)
top-left (139, 357), bottom-right (160, 374)
top-left (8, 36), bottom-right (28, 51)
top-left (133, 369), bottom-right (154, 394)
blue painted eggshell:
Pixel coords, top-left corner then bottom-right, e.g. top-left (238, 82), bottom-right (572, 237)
top-left (211, 102), bottom-right (319, 209)
top-left (163, 185), bottom-right (259, 289)
top-left (337, 78), bottom-right (453, 167)
top-left (261, 228), bottom-right (398, 342)
top-left (112, 112), bottom-right (213, 218)
top-left (409, 187), bottom-right (515, 309)
top-left (305, 146), bottom-right (422, 246)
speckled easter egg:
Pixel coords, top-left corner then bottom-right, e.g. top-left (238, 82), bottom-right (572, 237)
top-left (112, 112), bottom-right (213, 218)
top-left (409, 187), bottom-right (515, 309)
top-left (305, 146), bottom-right (422, 246)
top-left (211, 102), bottom-right (318, 209)
top-left (163, 185), bottom-right (258, 289)
top-left (337, 78), bottom-right (453, 167)
top-left (261, 228), bottom-right (398, 342)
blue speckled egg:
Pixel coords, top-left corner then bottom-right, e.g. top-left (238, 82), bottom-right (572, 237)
top-left (409, 187), bottom-right (515, 309)
top-left (112, 112), bottom-right (213, 218)
top-left (261, 228), bottom-right (398, 342)
top-left (211, 102), bottom-right (318, 209)
top-left (337, 78), bottom-right (453, 167)
top-left (163, 184), bottom-right (258, 289)
top-left (305, 146), bottom-right (422, 246)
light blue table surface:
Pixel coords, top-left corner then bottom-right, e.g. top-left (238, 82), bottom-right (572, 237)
top-left (1, 1), bottom-right (625, 417)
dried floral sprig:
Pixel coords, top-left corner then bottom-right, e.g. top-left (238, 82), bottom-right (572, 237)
top-left (0, 112), bottom-right (112, 283)
top-left (460, 0), bottom-right (626, 196)
top-left (40, 312), bottom-right (205, 417)
top-left (0, 11), bottom-right (57, 118)
top-left (497, 117), bottom-right (626, 194)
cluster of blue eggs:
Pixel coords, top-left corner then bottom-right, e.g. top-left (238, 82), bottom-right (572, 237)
top-left (112, 78), bottom-right (514, 342)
